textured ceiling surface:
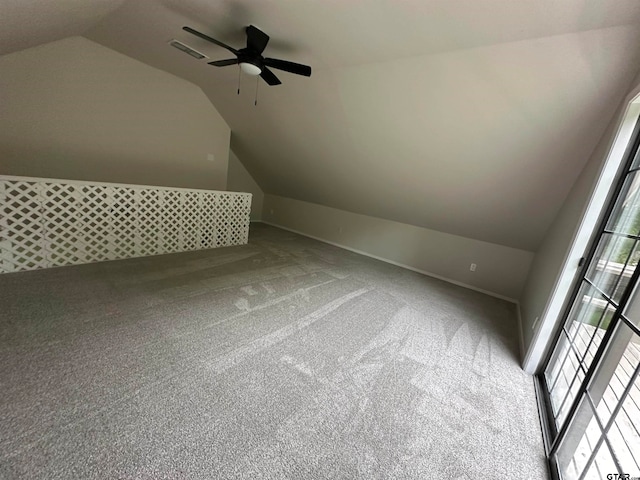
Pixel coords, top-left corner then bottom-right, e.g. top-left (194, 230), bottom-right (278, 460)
top-left (4, 0), bottom-right (640, 250)
top-left (0, 0), bottom-right (126, 56)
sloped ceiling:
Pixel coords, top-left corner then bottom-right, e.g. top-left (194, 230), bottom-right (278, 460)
top-left (3, 1), bottom-right (640, 250)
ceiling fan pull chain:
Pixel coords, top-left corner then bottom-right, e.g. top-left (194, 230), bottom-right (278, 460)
top-left (237, 66), bottom-right (241, 95)
top-left (254, 77), bottom-right (259, 106)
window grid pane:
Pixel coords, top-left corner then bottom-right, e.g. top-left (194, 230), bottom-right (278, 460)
top-left (585, 232), bottom-right (638, 305)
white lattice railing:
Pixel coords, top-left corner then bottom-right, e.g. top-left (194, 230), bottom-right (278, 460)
top-left (0, 175), bottom-right (252, 273)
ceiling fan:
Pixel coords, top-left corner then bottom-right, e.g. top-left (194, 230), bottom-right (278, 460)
top-left (182, 24), bottom-right (312, 86)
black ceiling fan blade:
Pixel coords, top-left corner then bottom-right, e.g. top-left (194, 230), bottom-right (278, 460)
top-left (182, 26), bottom-right (239, 55)
top-left (208, 58), bottom-right (239, 67)
top-left (264, 58), bottom-right (311, 77)
top-left (260, 67), bottom-right (282, 86)
top-left (246, 25), bottom-right (270, 54)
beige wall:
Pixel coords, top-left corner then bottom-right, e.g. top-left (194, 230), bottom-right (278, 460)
top-left (262, 195), bottom-right (534, 301)
top-left (0, 36), bottom-right (230, 190)
top-left (227, 150), bottom-right (264, 221)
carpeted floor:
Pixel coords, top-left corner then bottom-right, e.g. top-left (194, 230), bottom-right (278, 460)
top-left (0, 223), bottom-right (548, 479)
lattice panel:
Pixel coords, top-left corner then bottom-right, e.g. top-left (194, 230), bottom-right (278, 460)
top-left (181, 190), bottom-right (202, 252)
top-left (136, 189), bottom-right (161, 257)
top-left (0, 181), bottom-right (47, 272)
top-left (78, 185), bottom-right (113, 263)
top-left (0, 176), bottom-right (252, 274)
top-left (200, 192), bottom-right (218, 249)
top-left (41, 182), bottom-right (85, 267)
top-left (229, 194), bottom-right (251, 245)
top-left (111, 187), bottom-right (137, 260)
top-left (160, 189), bottom-right (184, 254)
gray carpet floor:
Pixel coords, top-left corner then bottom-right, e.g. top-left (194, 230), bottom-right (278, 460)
top-left (0, 223), bottom-right (548, 479)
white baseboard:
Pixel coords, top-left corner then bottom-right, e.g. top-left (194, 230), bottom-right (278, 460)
top-left (259, 220), bottom-right (518, 304)
top-left (516, 302), bottom-right (526, 364)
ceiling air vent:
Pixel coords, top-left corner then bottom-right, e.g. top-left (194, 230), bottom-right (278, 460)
top-left (169, 39), bottom-right (208, 60)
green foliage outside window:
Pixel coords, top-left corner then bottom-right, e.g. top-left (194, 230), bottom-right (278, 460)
top-left (612, 199), bottom-right (640, 263)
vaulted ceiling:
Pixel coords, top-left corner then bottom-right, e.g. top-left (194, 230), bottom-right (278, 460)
top-left (3, 0), bottom-right (640, 251)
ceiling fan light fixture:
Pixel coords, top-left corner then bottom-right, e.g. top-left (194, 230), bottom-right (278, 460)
top-left (240, 62), bottom-right (261, 76)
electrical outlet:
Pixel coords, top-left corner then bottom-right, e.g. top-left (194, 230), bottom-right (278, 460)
top-left (207, 153), bottom-right (215, 162)
top-left (270, 209), bottom-right (274, 215)
top-left (470, 263), bottom-right (477, 272)
top-left (339, 227), bottom-right (343, 233)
